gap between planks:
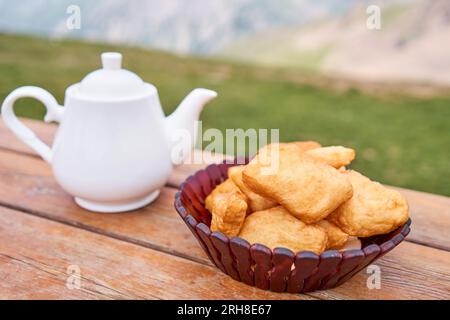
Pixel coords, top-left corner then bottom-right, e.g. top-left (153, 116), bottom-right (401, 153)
top-left (0, 198), bottom-right (209, 267)
top-left (0, 206), bottom-right (307, 300)
top-left (0, 144), bottom-right (447, 253)
top-left (3, 202), bottom-right (450, 300)
top-left (0, 147), bottom-right (449, 299)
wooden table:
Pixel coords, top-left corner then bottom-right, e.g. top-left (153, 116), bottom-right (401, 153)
top-left (0, 119), bottom-right (449, 300)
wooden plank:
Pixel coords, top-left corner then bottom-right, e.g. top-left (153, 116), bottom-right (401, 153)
top-left (0, 206), bottom-right (307, 300)
top-left (311, 242), bottom-right (450, 300)
top-left (2, 206), bottom-right (449, 300)
top-left (391, 187), bottom-right (450, 251)
top-left (0, 150), bottom-right (449, 299)
top-left (0, 144), bottom-right (447, 252)
top-left (0, 149), bottom-right (210, 265)
top-left (0, 255), bottom-right (103, 300)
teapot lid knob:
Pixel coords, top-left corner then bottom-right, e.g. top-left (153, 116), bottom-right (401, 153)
top-left (101, 52), bottom-right (122, 70)
top-left (76, 52), bottom-right (151, 100)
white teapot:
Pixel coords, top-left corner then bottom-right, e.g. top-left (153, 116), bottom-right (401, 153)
top-left (1, 52), bottom-right (217, 212)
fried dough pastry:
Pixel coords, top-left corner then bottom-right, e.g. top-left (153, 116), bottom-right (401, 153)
top-left (306, 146), bottom-right (355, 169)
top-left (317, 220), bottom-right (349, 250)
top-left (207, 178), bottom-right (240, 195)
top-left (205, 179), bottom-right (248, 237)
top-left (339, 237), bottom-right (362, 251)
top-left (258, 143), bottom-right (355, 170)
top-left (228, 165), bottom-right (277, 212)
top-left (328, 170), bottom-right (409, 237)
top-left (238, 206), bottom-right (328, 254)
top-left (242, 147), bottom-right (353, 223)
top-left (257, 141), bottom-right (321, 157)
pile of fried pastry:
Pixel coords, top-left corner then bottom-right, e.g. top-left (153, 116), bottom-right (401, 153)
top-left (205, 141), bottom-right (409, 254)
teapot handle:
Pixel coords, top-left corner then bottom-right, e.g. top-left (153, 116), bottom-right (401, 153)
top-left (1, 86), bottom-right (64, 163)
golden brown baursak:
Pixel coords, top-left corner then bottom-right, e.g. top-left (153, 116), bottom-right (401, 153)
top-left (242, 144), bottom-right (353, 223)
top-left (228, 165), bottom-right (276, 212)
top-left (205, 179), bottom-right (248, 237)
top-left (238, 206), bottom-right (328, 254)
top-left (203, 140), bottom-right (409, 255)
top-left (328, 170), bottom-right (409, 237)
top-left (317, 220), bottom-right (349, 250)
top-left (306, 146), bottom-right (355, 169)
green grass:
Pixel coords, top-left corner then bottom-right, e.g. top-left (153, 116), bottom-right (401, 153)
top-left (1, 33), bottom-right (449, 196)
top-left (219, 28), bottom-right (331, 71)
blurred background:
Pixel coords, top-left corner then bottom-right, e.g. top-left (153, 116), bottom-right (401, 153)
top-left (0, 0), bottom-right (449, 196)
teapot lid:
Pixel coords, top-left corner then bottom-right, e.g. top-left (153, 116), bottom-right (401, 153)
top-left (77, 52), bottom-right (148, 100)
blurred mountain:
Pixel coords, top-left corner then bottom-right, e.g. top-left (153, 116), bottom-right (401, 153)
top-left (0, 0), bottom-right (390, 54)
top-left (1, 0), bottom-right (446, 85)
top-left (222, 0), bottom-right (450, 85)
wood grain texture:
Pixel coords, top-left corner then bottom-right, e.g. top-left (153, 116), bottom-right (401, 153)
top-left (0, 206), bottom-right (308, 300)
top-left (0, 149), bottom-right (210, 265)
top-left (0, 122), bottom-right (448, 251)
top-left (0, 149), bottom-right (448, 299)
top-left (0, 119), bottom-right (449, 299)
top-left (391, 187), bottom-right (450, 251)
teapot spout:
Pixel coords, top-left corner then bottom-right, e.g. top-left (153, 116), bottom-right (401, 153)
top-left (165, 88), bottom-right (217, 166)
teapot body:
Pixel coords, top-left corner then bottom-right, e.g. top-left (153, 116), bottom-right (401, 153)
top-left (51, 84), bottom-right (172, 211)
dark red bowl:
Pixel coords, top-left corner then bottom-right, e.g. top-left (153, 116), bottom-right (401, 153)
top-left (174, 159), bottom-right (411, 293)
